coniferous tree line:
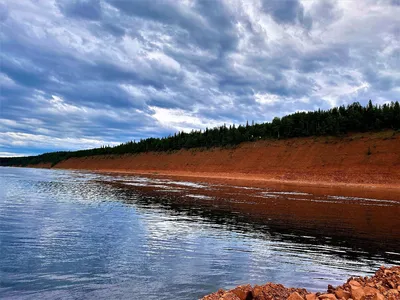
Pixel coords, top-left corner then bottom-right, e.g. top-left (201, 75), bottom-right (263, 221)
top-left (1, 101), bottom-right (399, 167)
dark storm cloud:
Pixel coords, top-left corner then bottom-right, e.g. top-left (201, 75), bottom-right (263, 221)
top-left (261, 0), bottom-right (312, 28)
top-left (0, 2), bottom-right (9, 22)
top-left (57, 0), bottom-right (102, 20)
top-left (0, 0), bottom-right (399, 156)
top-left (100, 22), bottom-right (126, 37)
top-left (296, 44), bottom-right (350, 73)
top-left (309, 0), bottom-right (341, 26)
top-left (106, 0), bottom-right (238, 54)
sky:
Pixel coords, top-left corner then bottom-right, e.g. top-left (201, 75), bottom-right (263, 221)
top-left (0, 0), bottom-right (399, 157)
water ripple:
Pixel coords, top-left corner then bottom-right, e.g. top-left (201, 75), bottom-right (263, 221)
top-left (0, 167), bottom-right (399, 300)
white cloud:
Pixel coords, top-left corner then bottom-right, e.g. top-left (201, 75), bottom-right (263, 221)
top-left (0, 132), bottom-right (119, 150)
top-left (150, 106), bottom-right (220, 132)
top-left (254, 93), bottom-right (280, 105)
top-left (0, 73), bottom-right (16, 87)
top-left (1, 0), bottom-right (399, 155)
top-left (0, 151), bottom-right (34, 157)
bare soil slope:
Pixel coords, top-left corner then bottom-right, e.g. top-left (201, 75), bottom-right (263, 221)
top-left (55, 131), bottom-right (400, 186)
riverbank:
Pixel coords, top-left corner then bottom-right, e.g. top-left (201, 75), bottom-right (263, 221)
top-left (54, 131), bottom-right (400, 185)
top-left (39, 130), bottom-right (400, 200)
top-left (201, 265), bottom-right (400, 300)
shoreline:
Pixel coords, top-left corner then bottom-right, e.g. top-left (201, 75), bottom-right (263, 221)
top-left (11, 164), bottom-right (400, 201)
top-left (201, 265), bottom-right (400, 300)
top-left (57, 168), bottom-right (400, 201)
top-left (8, 130), bottom-right (400, 200)
top-left (49, 131), bottom-right (400, 200)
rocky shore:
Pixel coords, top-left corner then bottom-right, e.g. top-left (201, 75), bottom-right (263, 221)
top-left (201, 266), bottom-right (400, 300)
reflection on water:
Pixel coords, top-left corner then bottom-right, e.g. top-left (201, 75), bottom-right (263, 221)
top-left (0, 167), bottom-right (399, 300)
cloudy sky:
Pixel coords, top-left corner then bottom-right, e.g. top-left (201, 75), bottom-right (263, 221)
top-left (0, 0), bottom-right (399, 156)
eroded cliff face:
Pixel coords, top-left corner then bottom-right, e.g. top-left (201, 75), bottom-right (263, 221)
top-left (53, 131), bottom-right (400, 186)
top-left (201, 266), bottom-right (400, 300)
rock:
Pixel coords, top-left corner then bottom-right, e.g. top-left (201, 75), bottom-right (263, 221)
top-left (252, 285), bottom-right (263, 298)
top-left (385, 270), bottom-right (393, 275)
top-left (201, 266), bottom-right (400, 300)
top-left (364, 287), bottom-right (379, 296)
top-left (306, 293), bottom-right (317, 300)
top-left (388, 280), bottom-right (397, 289)
top-left (378, 285), bottom-right (386, 293)
top-left (372, 293), bottom-right (384, 300)
top-left (288, 292), bottom-right (305, 300)
top-left (230, 284), bottom-right (253, 300)
top-left (201, 289), bottom-right (225, 300)
top-left (350, 285), bottom-right (365, 300)
top-left (318, 293), bottom-right (337, 300)
top-left (201, 293), bottom-right (222, 300)
top-left (220, 292), bottom-right (241, 300)
top-left (335, 288), bottom-right (351, 299)
top-left (388, 289), bottom-right (399, 295)
top-left (201, 295), bottom-right (219, 300)
top-left (349, 281), bottom-right (362, 288)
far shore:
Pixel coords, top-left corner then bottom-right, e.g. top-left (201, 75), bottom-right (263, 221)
top-left (9, 131), bottom-right (400, 201)
top-left (19, 165), bottom-right (400, 201)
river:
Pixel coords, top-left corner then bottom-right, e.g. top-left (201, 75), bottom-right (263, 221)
top-left (0, 167), bottom-right (399, 299)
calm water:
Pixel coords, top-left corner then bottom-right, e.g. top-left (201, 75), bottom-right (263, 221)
top-left (0, 167), bottom-right (399, 299)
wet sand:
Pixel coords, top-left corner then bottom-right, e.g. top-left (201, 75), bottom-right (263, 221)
top-left (91, 169), bottom-right (400, 201)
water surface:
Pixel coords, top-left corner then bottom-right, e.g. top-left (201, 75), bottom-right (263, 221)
top-left (0, 167), bottom-right (399, 299)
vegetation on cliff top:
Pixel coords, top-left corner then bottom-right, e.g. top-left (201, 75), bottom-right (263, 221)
top-left (1, 101), bottom-right (399, 167)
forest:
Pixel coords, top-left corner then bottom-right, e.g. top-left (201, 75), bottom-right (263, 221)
top-left (1, 100), bottom-right (399, 167)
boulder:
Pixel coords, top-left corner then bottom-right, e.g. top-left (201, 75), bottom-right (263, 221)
top-left (350, 286), bottom-right (365, 300)
top-left (388, 289), bottom-right (399, 295)
top-left (364, 287), bottom-right (379, 296)
top-left (220, 292), bottom-right (241, 300)
top-left (202, 289), bottom-right (225, 300)
top-left (231, 284), bottom-right (253, 300)
top-left (378, 285), bottom-right (386, 293)
top-left (252, 285), bottom-right (263, 298)
top-left (335, 288), bottom-right (351, 300)
top-left (318, 293), bottom-right (337, 300)
top-left (306, 293), bottom-right (317, 300)
top-left (288, 292), bottom-right (305, 300)
top-left (349, 280), bottom-right (362, 288)
top-left (202, 293), bottom-right (222, 300)
top-left (372, 293), bottom-right (384, 300)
